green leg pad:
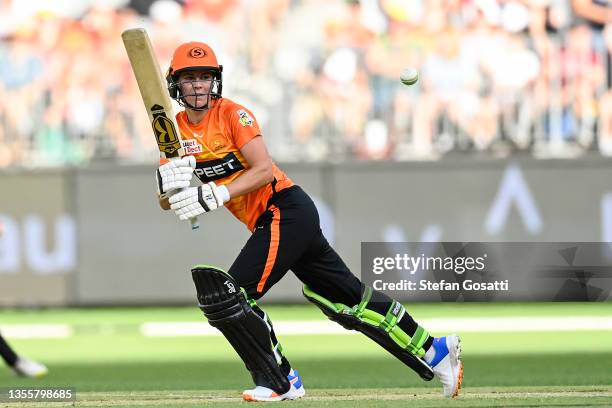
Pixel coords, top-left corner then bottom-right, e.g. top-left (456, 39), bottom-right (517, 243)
top-left (303, 285), bottom-right (434, 381)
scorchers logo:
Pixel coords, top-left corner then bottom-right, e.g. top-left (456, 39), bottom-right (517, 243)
top-left (189, 47), bottom-right (207, 58)
top-left (194, 152), bottom-right (245, 182)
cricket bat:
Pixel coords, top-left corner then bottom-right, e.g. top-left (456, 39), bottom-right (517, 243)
top-left (121, 28), bottom-right (199, 230)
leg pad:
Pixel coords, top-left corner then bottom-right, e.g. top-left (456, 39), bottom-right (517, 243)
top-left (192, 265), bottom-right (290, 394)
top-left (303, 285), bottom-right (434, 381)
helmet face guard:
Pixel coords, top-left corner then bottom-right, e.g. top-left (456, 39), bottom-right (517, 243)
top-left (167, 67), bottom-right (223, 111)
top-left (166, 42), bottom-right (223, 110)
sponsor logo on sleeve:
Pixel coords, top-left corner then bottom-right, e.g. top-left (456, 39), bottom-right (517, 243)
top-left (237, 109), bottom-right (254, 127)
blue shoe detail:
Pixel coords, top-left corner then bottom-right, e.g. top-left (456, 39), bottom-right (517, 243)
top-left (287, 369), bottom-right (303, 389)
top-left (429, 337), bottom-right (450, 368)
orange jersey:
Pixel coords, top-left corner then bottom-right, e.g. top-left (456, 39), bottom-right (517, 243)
top-left (161, 98), bottom-right (293, 231)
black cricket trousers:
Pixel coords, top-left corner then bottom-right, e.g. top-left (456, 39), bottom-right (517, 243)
top-left (228, 185), bottom-right (362, 306)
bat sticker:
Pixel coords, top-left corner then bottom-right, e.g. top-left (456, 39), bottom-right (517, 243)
top-left (150, 104), bottom-right (181, 156)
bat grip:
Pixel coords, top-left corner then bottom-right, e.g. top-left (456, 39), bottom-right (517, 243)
top-left (189, 217), bottom-right (200, 230)
top-left (168, 188), bottom-right (199, 231)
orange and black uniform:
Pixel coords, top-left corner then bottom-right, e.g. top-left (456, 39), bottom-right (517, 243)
top-left (174, 99), bottom-right (293, 232)
top-left (170, 97), bottom-right (423, 340)
top-left (164, 97), bottom-right (361, 304)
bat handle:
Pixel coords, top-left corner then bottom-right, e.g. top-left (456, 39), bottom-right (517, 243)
top-left (169, 188), bottom-right (200, 231)
top-left (189, 217), bottom-right (200, 230)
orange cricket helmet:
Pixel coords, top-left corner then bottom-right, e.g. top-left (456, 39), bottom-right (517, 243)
top-left (168, 42), bottom-right (220, 74)
top-left (166, 41), bottom-right (223, 110)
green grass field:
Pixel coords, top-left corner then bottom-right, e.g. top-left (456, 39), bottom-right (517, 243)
top-left (0, 303), bottom-right (611, 407)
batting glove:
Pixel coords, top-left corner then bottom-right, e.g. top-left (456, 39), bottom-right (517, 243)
top-left (156, 156), bottom-right (196, 198)
top-left (169, 182), bottom-right (230, 221)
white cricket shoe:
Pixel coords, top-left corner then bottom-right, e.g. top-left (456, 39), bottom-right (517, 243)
top-left (428, 335), bottom-right (463, 398)
top-left (242, 368), bottom-right (305, 402)
top-left (12, 358), bottom-right (49, 378)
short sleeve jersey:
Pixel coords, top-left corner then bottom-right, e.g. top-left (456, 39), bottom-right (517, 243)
top-left (162, 98), bottom-right (294, 231)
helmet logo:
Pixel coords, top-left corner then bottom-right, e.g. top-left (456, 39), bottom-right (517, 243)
top-left (189, 47), bottom-right (207, 58)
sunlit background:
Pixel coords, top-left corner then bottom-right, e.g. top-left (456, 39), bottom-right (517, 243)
top-left (0, 2), bottom-right (611, 405)
top-left (1, 0), bottom-right (611, 167)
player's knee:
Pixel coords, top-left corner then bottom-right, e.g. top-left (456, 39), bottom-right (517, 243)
top-left (302, 285), bottom-right (358, 330)
top-left (302, 284), bottom-right (390, 328)
top-left (226, 265), bottom-right (265, 301)
top-left (303, 284), bottom-right (417, 347)
top-left (191, 265), bottom-right (245, 325)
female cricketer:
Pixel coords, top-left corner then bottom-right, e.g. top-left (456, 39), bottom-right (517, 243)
top-left (156, 41), bottom-right (463, 402)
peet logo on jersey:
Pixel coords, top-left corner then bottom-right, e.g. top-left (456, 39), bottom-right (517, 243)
top-left (194, 152), bottom-right (245, 182)
top-left (182, 139), bottom-right (203, 154)
top-left (237, 109), bottom-right (254, 127)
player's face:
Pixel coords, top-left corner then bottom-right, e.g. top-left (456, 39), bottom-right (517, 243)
top-left (178, 71), bottom-right (214, 109)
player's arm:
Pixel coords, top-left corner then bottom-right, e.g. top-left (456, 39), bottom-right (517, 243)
top-left (225, 136), bottom-right (273, 199)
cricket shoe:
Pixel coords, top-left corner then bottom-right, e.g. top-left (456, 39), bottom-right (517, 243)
top-left (242, 368), bottom-right (305, 402)
top-left (12, 358), bottom-right (49, 378)
top-left (428, 335), bottom-right (463, 398)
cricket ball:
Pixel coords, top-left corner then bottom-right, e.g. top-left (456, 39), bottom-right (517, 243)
top-left (400, 68), bottom-right (419, 86)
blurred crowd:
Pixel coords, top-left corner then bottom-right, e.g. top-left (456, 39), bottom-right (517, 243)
top-left (1, 0), bottom-right (612, 167)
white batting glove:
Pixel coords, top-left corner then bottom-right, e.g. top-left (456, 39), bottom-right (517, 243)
top-left (156, 156), bottom-right (196, 198)
top-left (169, 182), bottom-right (230, 221)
